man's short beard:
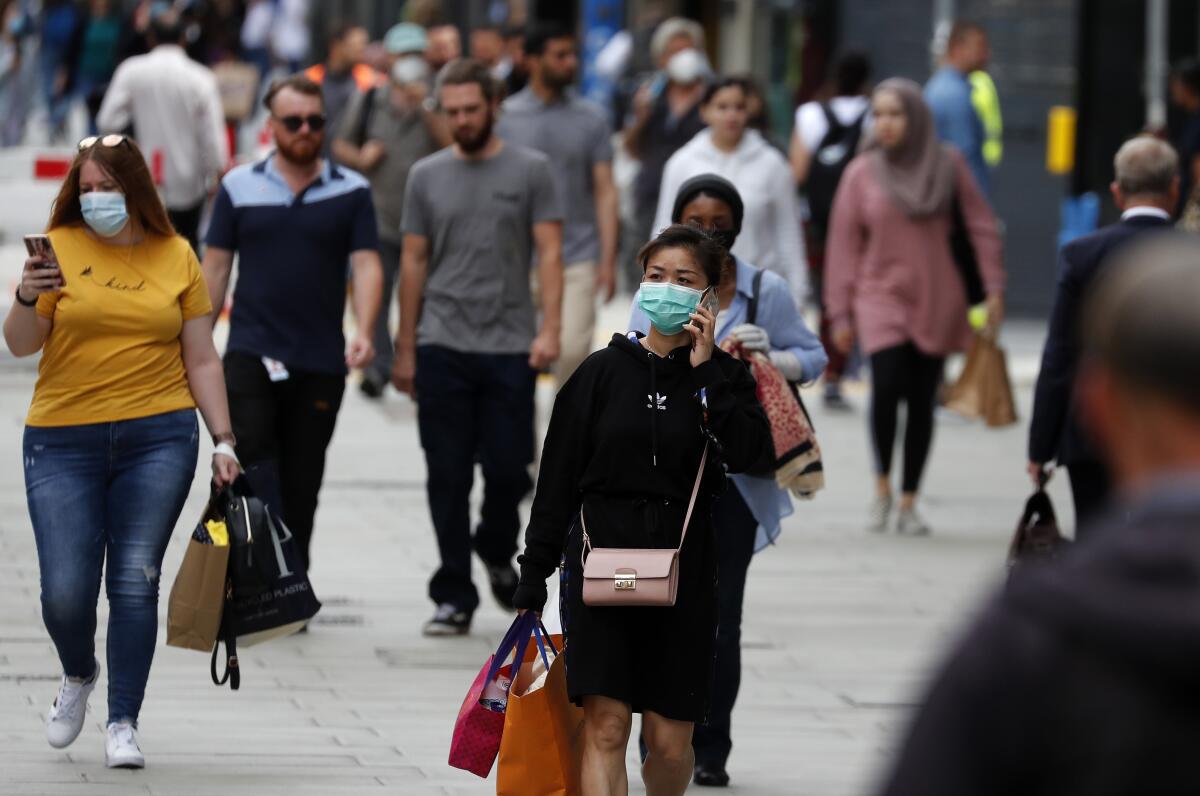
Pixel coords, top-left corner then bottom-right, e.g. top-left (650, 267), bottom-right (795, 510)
top-left (277, 135), bottom-right (322, 166)
top-left (454, 113), bottom-right (494, 154)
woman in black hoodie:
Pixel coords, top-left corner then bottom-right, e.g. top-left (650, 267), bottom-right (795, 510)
top-left (513, 224), bottom-right (772, 796)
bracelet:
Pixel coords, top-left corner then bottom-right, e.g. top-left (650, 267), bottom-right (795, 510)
top-left (213, 442), bottom-right (239, 464)
top-left (14, 285), bottom-right (36, 307)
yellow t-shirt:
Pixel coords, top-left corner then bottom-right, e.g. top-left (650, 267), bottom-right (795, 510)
top-left (28, 225), bottom-right (213, 427)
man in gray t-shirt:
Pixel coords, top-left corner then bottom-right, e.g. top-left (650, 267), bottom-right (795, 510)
top-left (394, 59), bottom-right (563, 637)
top-left (496, 25), bottom-right (618, 384)
top-left (332, 23), bottom-right (449, 396)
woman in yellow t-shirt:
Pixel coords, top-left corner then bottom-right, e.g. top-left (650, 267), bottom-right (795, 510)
top-left (2, 135), bottom-right (240, 770)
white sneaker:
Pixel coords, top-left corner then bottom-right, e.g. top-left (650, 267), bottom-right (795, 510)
top-left (896, 508), bottom-right (932, 536)
top-left (45, 660), bottom-right (99, 749)
top-left (105, 721), bottom-right (145, 769)
top-left (868, 495), bottom-right (893, 533)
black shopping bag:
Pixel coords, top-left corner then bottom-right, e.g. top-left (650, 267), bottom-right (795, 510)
top-left (1007, 481), bottom-right (1071, 570)
top-left (211, 474), bottom-right (320, 690)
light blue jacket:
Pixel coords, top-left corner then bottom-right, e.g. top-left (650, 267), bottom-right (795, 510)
top-left (629, 258), bottom-right (828, 550)
top-left (925, 66), bottom-right (990, 197)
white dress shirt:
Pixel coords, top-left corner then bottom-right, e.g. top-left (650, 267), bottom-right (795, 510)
top-left (97, 45), bottom-right (228, 210)
top-left (1120, 206), bottom-right (1172, 222)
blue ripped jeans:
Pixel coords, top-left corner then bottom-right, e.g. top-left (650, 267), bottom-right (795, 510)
top-left (24, 409), bottom-right (199, 725)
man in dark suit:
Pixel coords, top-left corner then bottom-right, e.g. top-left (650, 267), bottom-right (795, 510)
top-left (881, 233), bottom-right (1200, 796)
top-left (1028, 136), bottom-right (1178, 531)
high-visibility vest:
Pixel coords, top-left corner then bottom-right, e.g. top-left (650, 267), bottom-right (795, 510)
top-left (303, 63), bottom-right (381, 92)
top-left (970, 70), bottom-right (1003, 167)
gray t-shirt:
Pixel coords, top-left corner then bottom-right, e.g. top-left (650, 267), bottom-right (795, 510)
top-left (496, 88), bottom-right (612, 265)
top-left (402, 145), bottom-right (561, 354)
top-left (335, 86), bottom-right (440, 245)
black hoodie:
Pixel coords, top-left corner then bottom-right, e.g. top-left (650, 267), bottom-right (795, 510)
top-left (880, 479), bottom-right (1200, 796)
top-left (513, 333), bottom-right (773, 610)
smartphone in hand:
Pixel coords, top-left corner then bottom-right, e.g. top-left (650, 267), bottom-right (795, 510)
top-left (23, 234), bottom-right (65, 285)
top-left (700, 286), bottom-right (720, 318)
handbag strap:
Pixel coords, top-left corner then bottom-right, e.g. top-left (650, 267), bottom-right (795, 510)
top-left (581, 442), bottom-right (709, 563)
top-left (210, 577), bottom-right (240, 691)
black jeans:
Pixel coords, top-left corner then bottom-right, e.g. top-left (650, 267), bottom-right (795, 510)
top-left (870, 343), bottom-right (945, 493)
top-left (168, 201), bottom-right (204, 254)
top-left (224, 352), bottom-right (346, 572)
top-left (365, 239), bottom-right (402, 385)
top-left (693, 485), bottom-right (759, 769)
top-left (415, 345), bottom-right (536, 613)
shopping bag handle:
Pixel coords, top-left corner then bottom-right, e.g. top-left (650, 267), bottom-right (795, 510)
top-left (531, 620), bottom-right (558, 670)
top-left (482, 612), bottom-right (540, 699)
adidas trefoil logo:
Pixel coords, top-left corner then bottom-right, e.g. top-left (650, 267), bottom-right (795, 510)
top-left (647, 393), bottom-right (667, 411)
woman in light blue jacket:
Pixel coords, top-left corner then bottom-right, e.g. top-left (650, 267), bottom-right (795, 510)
top-left (629, 173), bottom-right (827, 788)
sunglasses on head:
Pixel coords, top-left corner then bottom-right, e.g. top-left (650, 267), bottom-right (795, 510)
top-left (275, 114), bottom-right (327, 133)
top-left (78, 134), bottom-right (129, 151)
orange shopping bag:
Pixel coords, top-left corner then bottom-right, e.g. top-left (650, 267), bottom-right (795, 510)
top-left (496, 630), bottom-right (584, 796)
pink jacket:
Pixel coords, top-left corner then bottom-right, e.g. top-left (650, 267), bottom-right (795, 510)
top-left (824, 149), bottom-right (1004, 357)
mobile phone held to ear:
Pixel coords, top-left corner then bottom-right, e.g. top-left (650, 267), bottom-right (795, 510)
top-left (700, 287), bottom-right (720, 318)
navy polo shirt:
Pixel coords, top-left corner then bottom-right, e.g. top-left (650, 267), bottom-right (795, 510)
top-left (206, 155), bottom-right (378, 374)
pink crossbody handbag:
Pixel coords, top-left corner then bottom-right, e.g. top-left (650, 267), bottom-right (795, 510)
top-left (580, 443), bottom-right (708, 607)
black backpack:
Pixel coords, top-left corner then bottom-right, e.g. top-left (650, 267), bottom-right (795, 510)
top-left (805, 102), bottom-right (868, 235)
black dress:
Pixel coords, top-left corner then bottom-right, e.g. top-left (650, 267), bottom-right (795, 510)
top-left (513, 333), bottom-right (772, 722)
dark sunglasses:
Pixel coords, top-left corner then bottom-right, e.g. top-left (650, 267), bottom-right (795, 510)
top-left (78, 134), bottom-right (130, 151)
top-left (275, 114), bottom-right (327, 133)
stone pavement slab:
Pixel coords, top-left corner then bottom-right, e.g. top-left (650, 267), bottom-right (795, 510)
top-left (0, 311), bottom-right (1066, 795)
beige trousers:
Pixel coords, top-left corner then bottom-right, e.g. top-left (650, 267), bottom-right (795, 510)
top-left (533, 260), bottom-right (597, 384)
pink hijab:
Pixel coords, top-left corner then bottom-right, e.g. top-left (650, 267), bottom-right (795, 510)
top-left (865, 78), bottom-right (957, 218)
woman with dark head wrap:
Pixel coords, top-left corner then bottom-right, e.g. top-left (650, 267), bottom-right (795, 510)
top-left (825, 78), bottom-right (1006, 535)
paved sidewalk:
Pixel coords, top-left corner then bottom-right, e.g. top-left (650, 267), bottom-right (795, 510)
top-left (0, 311), bottom-right (1065, 795)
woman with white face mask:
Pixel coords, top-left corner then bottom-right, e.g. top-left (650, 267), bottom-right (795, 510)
top-left (3, 134), bottom-right (240, 770)
top-left (654, 76), bottom-right (810, 305)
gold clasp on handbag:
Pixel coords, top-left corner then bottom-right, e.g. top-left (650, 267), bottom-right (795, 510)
top-left (614, 570), bottom-right (637, 590)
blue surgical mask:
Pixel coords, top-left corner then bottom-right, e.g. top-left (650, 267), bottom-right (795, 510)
top-left (80, 192), bottom-right (129, 237)
top-left (638, 282), bottom-right (704, 335)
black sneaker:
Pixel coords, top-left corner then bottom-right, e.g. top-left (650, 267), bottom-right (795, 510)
top-left (423, 603), bottom-right (471, 637)
top-left (485, 563), bottom-right (519, 611)
top-left (359, 373), bottom-right (386, 399)
top-left (693, 764), bottom-right (730, 787)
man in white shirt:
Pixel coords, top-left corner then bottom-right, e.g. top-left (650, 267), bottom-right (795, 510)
top-left (97, 8), bottom-right (228, 251)
top-left (788, 51), bottom-right (872, 410)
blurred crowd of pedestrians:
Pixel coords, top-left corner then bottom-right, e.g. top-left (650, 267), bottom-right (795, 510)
top-left (15, 3), bottom-right (1200, 794)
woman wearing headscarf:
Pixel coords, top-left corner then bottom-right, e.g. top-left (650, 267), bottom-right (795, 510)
top-left (630, 174), bottom-right (826, 787)
top-left (825, 78), bottom-right (1004, 535)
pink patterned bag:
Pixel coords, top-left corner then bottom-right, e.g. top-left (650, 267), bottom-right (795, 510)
top-left (448, 614), bottom-right (538, 777)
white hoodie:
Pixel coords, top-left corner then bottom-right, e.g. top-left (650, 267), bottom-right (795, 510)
top-left (654, 129), bottom-right (809, 302)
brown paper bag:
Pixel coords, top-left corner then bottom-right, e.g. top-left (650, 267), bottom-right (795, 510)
top-left (945, 335), bottom-right (1017, 428)
top-left (167, 539), bottom-right (230, 652)
top-left (496, 634), bottom-right (584, 796)
top-left (213, 61), bottom-right (261, 122)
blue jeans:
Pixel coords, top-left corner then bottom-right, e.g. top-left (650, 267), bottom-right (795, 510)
top-left (24, 409), bottom-right (199, 725)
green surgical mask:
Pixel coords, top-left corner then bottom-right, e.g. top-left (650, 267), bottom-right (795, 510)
top-left (638, 282), bottom-right (703, 335)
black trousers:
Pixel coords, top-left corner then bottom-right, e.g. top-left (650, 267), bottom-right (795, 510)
top-left (415, 345), bottom-right (536, 613)
top-left (693, 484), bottom-right (759, 768)
top-left (365, 239), bottom-right (402, 384)
top-left (1068, 459), bottom-right (1111, 536)
top-left (224, 352), bottom-right (346, 572)
top-left (168, 201), bottom-right (204, 254)
top-left (870, 343), bottom-right (945, 493)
